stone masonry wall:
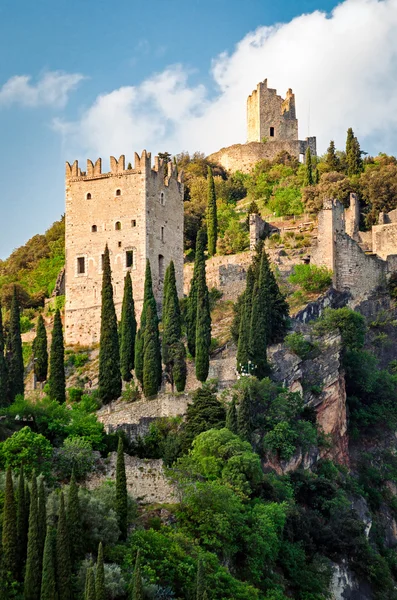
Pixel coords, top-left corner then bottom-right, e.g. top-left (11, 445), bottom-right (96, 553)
top-left (247, 80), bottom-right (298, 143)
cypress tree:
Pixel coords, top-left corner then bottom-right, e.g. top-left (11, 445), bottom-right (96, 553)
top-left (56, 492), bottom-right (72, 600)
top-left (24, 474), bottom-right (41, 600)
top-left (196, 558), bottom-right (206, 600)
top-left (0, 303), bottom-right (8, 406)
top-left (131, 550), bottom-right (144, 600)
top-left (304, 147), bottom-right (314, 186)
top-left (98, 245), bottom-right (121, 403)
top-left (66, 469), bottom-right (82, 567)
top-left (7, 286), bottom-right (24, 402)
top-left (207, 166), bottom-right (217, 256)
top-left (33, 314), bottom-right (48, 384)
top-left (236, 266), bottom-right (255, 373)
top-left (186, 229), bottom-right (206, 357)
top-left (17, 465), bottom-right (28, 577)
top-left (237, 388), bottom-right (252, 442)
top-left (225, 398), bottom-right (238, 435)
top-left (137, 260), bottom-right (161, 389)
top-left (48, 309), bottom-right (66, 403)
top-left (195, 251), bottom-right (211, 383)
top-left (134, 329), bottom-right (144, 385)
top-left (346, 127), bottom-right (354, 160)
top-left (37, 477), bottom-right (46, 576)
top-left (162, 261), bottom-right (186, 391)
top-left (116, 437), bottom-right (128, 541)
top-left (2, 467), bottom-right (18, 581)
top-left (143, 303), bottom-right (161, 397)
top-left (248, 252), bottom-right (270, 380)
top-left (325, 140), bottom-right (340, 171)
top-left (95, 542), bottom-right (106, 600)
top-left (120, 272), bottom-right (137, 382)
top-left (40, 526), bottom-right (56, 600)
top-left (85, 567), bottom-right (96, 600)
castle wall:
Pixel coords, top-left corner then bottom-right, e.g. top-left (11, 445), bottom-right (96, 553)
top-left (372, 222), bottom-right (397, 260)
top-left (65, 153), bottom-right (183, 345)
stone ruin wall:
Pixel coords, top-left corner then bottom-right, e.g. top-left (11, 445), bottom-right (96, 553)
top-left (247, 79), bottom-right (298, 143)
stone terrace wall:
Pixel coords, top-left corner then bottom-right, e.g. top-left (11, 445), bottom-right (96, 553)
top-left (86, 452), bottom-right (177, 504)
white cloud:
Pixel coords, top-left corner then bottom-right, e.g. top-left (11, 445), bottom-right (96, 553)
top-left (0, 71), bottom-right (85, 108)
top-left (56, 0), bottom-right (397, 159)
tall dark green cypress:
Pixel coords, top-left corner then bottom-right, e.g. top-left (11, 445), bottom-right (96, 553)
top-left (304, 147), bottom-right (314, 186)
top-left (85, 567), bottom-right (96, 600)
top-left (266, 256), bottom-right (289, 343)
top-left (186, 230), bottom-right (206, 357)
top-left (248, 251), bottom-right (271, 380)
top-left (143, 303), bottom-right (162, 397)
top-left (33, 314), bottom-right (48, 383)
top-left (196, 558), bottom-right (206, 600)
top-left (236, 266), bottom-right (255, 373)
top-left (48, 309), bottom-right (65, 403)
top-left (225, 398), bottom-right (238, 435)
top-left (0, 303), bottom-right (8, 406)
top-left (2, 467), bottom-right (18, 581)
top-left (116, 437), bottom-right (128, 541)
top-left (134, 329), bottom-right (144, 385)
top-left (120, 272), bottom-right (137, 382)
top-left (237, 389), bottom-right (252, 442)
top-left (56, 492), bottom-right (72, 600)
top-left (207, 166), bottom-right (217, 257)
top-left (37, 477), bottom-right (46, 577)
top-left (7, 286), bottom-right (24, 401)
top-left (66, 470), bottom-right (82, 567)
top-left (24, 474), bottom-right (41, 600)
top-left (95, 542), bottom-right (106, 600)
top-left (40, 526), bottom-right (56, 600)
top-left (162, 261), bottom-right (186, 391)
top-left (325, 140), bottom-right (340, 171)
top-left (17, 465), bottom-right (28, 577)
top-left (195, 249), bottom-right (211, 383)
top-left (346, 127), bottom-right (363, 176)
top-left (131, 550), bottom-right (144, 600)
top-left (98, 245), bottom-right (121, 403)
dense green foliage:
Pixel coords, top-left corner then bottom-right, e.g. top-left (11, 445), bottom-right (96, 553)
top-left (116, 436), bottom-right (128, 541)
top-left (162, 261), bottom-right (186, 392)
top-left (7, 286), bottom-right (24, 402)
top-left (24, 475), bottom-right (41, 600)
top-left (98, 245), bottom-right (122, 403)
top-left (2, 467), bottom-right (18, 581)
top-left (33, 314), bottom-right (48, 383)
top-left (207, 167), bottom-right (218, 256)
top-left (48, 309), bottom-right (66, 403)
top-left (289, 263), bottom-right (333, 294)
top-left (120, 272), bottom-right (137, 382)
top-left (0, 304), bottom-right (8, 406)
top-left (40, 526), bottom-right (56, 600)
top-left (187, 229), bottom-right (205, 357)
top-left (195, 253), bottom-right (211, 383)
top-left (56, 492), bottom-right (72, 600)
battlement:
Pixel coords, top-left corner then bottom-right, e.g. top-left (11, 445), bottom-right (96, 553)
top-left (66, 151), bottom-right (182, 184)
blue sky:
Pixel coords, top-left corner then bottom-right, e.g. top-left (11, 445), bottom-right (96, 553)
top-left (1, 0), bottom-right (397, 258)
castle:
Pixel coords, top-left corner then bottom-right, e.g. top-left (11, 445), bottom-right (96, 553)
top-left (208, 79), bottom-right (316, 173)
top-left (64, 152), bottom-right (184, 345)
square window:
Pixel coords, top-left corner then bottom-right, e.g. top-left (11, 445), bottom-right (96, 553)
top-left (118, 241), bottom-right (122, 248)
top-left (126, 250), bottom-right (133, 268)
top-left (131, 220), bottom-right (136, 227)
top-left (77, 257), bottom-right (85, 274)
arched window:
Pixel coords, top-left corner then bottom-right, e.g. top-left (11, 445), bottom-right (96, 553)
top-left (158, 254), bottom-right (165, 280)
top-left (160, 191), bottom-right (165, 205)
top-left (116, 189), bottom-right (121, 196)
top-left (86, 192), bottom-right (92, 200)
top-left (91, 225), bottom-right (97, 232)
top-left (115, 221), bottom-right (121, 231)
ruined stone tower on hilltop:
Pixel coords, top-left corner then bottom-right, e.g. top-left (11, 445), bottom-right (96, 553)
top-left (208, 79), bottom-right (316, 173)
top-left (64, 152), bottom-right (184, 345)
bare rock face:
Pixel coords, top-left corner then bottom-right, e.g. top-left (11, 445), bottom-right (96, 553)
top-left (269, 331), bottom-right (349, 466)
top-left (330, 561), bottom-right (373, 600)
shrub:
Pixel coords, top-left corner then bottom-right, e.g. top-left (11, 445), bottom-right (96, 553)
top-left (121, 381), bottom-right (141, 403)
top-left (52, 436), bottom-right (96, 480)
top-left (20, 315), bottom-right (34, 333)
top-left (68, 387), bottom-right (84, 402)
top-left (313, 307), bottom-right (366, 351)
top-left (289, 264), bottom-right (332, 294)
top-left (0, 425), bottom-right (53, 477)
top-left (285, 332), bottom-right (318, 359)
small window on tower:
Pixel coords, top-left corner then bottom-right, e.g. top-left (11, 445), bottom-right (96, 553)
top-left (131, 220), bottom-right (136, 227)
top-left (91, 225), bottom-right (97, 232)
top-left (126, 250), bottom-right (133, 268)
top-left (116, 189), bottom-right (121, 196)
top-left (86, 192), bottom-right (92, 200)
top-left (270, 127), bottom-right (275, 137)
top-left (115, 221), bottom-right (121, 231)
top-left (158, 254), bottom-right (165, 280)
top-left (160, 191), bottom-right (165, 205)
top-left (161, 226), bottom-right (164, 242)
top-left (118, 241), bottom-right (122, 248)
top-left (77, 257), bottom-right (85, 274)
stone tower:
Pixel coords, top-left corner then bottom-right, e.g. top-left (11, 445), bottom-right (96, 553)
top-left (247, 79), bottom-right (299, 143)
top-left (64, 152), bottom-right (184, 345)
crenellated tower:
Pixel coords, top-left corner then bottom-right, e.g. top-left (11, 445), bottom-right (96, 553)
top-left (65, 152), bottom-right (184, 345)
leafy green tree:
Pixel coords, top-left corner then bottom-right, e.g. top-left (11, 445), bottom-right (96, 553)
top-left (40, 526), bottom-right (56, 600)
top-left (120, 272), bottom-right (136, 382)
top-left (0, 426), bottom-right (53, 478)
top-left (24, 474), bottom-right (41, 600)
top-left (95, 542), bottom-right (106, 600)
top-left (85, 567), bottom-right (96, 600)
top-left (226, 398), bottom-right (238, 435)
top-left (207, 166), bottom-right (217, 256)
top-left (116, 436), bottom-right (128, 541)
top-left (0, 302), bottom-right (8, 406)
top-left (48, 309), bottom-right (65, 403)
top-left (196, 558), bottom-right (206, 600)
top-left (325, 140), bottom-right (340, 172)
top-left (38, 477), bottom-right (46, 576)
top-left (304, 147), bottom-right (314, 186)
top-left (33, 314), bottom-right (48, 383)
top-left (66, 469), bottom-right (82, 566)
top-left (143, 302), bottom-right (161, 397)
top-left (236, 266), bottom-right (255, 373)
top-left (131, 549), bottom-right (144, 600)
top-left (237, 389), bottom-right (252, 442)
top-left (162, 261), bottom-right (186, 391)
top-left (98, 245), bottom-right (121, 403)
top-left (17, 465), bottom-right (28, 577)
top-left (2, 467), bottom-right (18, 580)
top-left (187, 229), bottom-right (206, 357)
top-left (56, 492), bottom-right (72, 600)
top-left (181, 387), bottom-right (226, 451)
top-left (346, 127), bottom-right (363, 176)
top-left (195, 248), bottom-right (211, 383)
top-left (7, 286), bottom-right (24, 402)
